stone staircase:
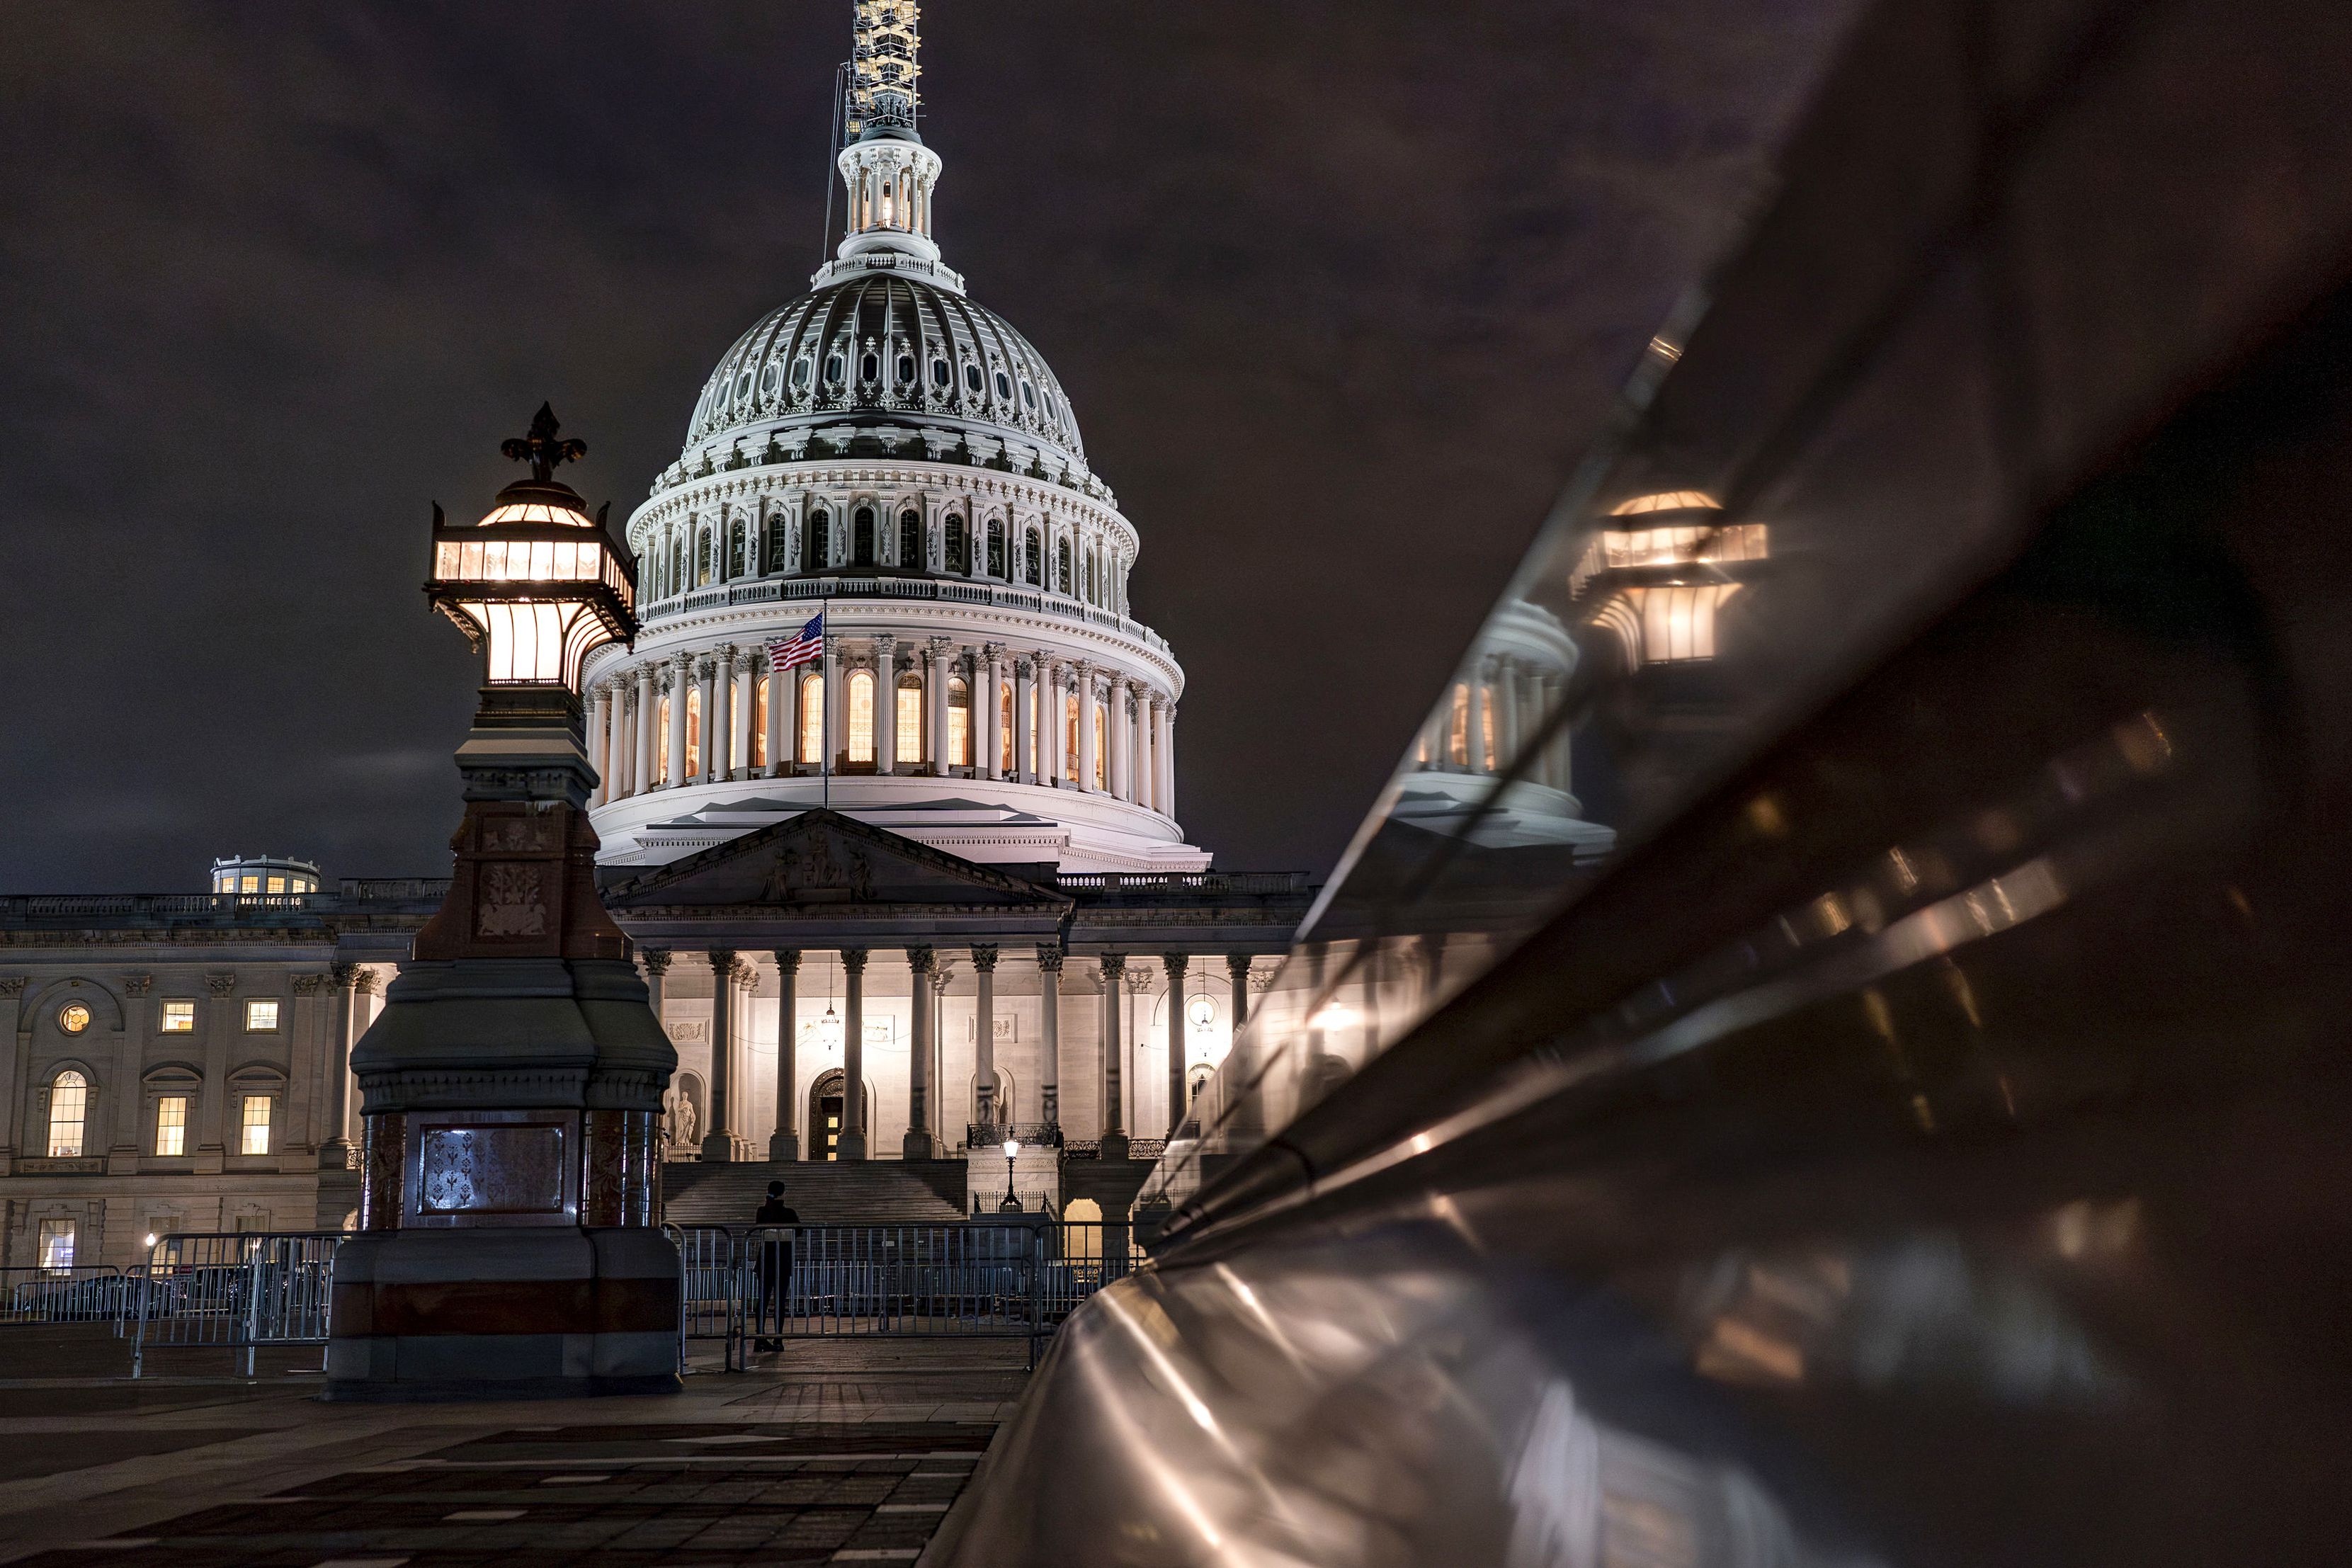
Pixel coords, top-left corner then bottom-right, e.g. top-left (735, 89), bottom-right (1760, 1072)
top-left (659, 1160), bottom-right (968, 1227)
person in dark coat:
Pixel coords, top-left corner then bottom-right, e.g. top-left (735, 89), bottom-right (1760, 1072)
top-left (751, 1179), bottom-right (800, 1353)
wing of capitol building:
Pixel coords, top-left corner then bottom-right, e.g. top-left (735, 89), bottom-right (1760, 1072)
top-left (0, 5), bottom-right (1615, 1266)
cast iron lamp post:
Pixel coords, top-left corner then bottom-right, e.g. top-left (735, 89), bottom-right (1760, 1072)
top-left (999, 1136), bottom-right (1022, 1212)
top-left (326, 407), bottom-right (681, 1401)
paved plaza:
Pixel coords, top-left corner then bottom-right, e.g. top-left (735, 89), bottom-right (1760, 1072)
top-left (0, 1328), bottom-right (1027, 1565)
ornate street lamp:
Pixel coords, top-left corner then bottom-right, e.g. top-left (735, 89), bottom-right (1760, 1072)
top-left (328, 407), bottom-right (680, 1402)
top-left (999, 1136), bottom-right (1023, 1212)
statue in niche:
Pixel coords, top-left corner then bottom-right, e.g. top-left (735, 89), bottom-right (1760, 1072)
top-left (664, 1086), bottom-right (700, 1151)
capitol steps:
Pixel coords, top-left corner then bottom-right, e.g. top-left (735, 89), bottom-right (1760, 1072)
top-left (660, 1159), bottom-right (969, 1227)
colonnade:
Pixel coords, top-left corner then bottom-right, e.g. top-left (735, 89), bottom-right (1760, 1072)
top-left (649, 943), bottom-right (1259, 1163)
top-left (586, 639), bottom-right (1176, 818)
top-left (1418, 653), bottom-right (1574, 792)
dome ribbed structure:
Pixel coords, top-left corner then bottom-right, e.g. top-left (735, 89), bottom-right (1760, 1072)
top-left (685, 273), bottom-right (1088, 479)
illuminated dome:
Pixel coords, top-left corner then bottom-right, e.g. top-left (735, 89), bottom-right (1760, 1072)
top-left (681, 273), bottom-right (1093, 487)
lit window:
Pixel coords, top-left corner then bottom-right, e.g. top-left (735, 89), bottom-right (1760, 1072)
top-left (653, 696), bottom-right (672, 783)
top-left (154, 1096), bottom-right (188, 1157)
top-left (240, 875), bottom-right (259, 893)
top-left (949, 678), bottom-right (971, 766)
top-left (897, 678), bottom-right (924, 764)
top-left (1064, 693), bottom-right (1079, 781)
top-left (1093, 701), bottom-right (1108, 789)
top-left (239, 1095), bottom-right (272, 1156)
top-left (800, 674), bottom-right (825, 763)
top-left (1601, 583), bottom-right (1746, 666)
top-left (1000, 686), bottom-right (1015, 773)
top-left (685, 686), bottom-right (703, 778)
top-left (47, 1071), bottom-right (87, 1157)
top-left (1448, 684), bottom-right (1471, 767)
top-left (752, 676), bottom-right (771, 768)
top-left (847, 670), bottom-right (876, 764)
top-left (245, 999), bottom-right (280, 1032)
top-left (266, 876), bottom-right (286, 894)
top-left (38, 1220), bottom-right (74, 1273)
top-left (160, 1001), bottom-right (194, 1033)
top-left (58, 1003), bottom-right (89, 1035)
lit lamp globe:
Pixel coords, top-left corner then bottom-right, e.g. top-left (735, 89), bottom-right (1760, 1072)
top-left (999, 1137), bottom-right (1023, 1212)
top-left (327, 405), bottom-right (681, 1403)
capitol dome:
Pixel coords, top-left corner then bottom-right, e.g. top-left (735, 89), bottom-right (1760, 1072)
top-left (683, 272), bottom-right (1091, 485)
top-left (579, 6), bottom-right (1205, 875)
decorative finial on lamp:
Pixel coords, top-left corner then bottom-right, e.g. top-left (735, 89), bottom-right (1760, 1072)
top-left (500, 402), bottom-right (588, 484)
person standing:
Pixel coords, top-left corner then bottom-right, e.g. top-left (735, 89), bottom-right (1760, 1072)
top-left (751, 1179), bottom-right (800, 1354)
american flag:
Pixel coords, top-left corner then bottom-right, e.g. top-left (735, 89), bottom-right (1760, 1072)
top-left (768, 613), bottom-right (825, 673)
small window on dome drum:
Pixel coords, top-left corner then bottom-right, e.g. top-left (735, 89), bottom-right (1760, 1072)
top-left (826, 355), bottom-right (846, 386)
top-left (1057, 538), bottom-right (1072, 594)
top-left (987, 519), bottom-right (1005, 578)
top-left (965, 363), bottom-right (983, 394)
top-left (1025, 528), bottom-right (1043, 586)
top-left (1021, 381), bottom-right (1035, 409)
top-left (793, 359), bottom-right (813, 388)
top-left (946, 516), bottom-right (970, 574)
top-left (860, 352), bottom-right (880, 384)
top-left (729, 519), bottom-right (748, 578)
top-left (897, 354), bottom-right (916, 385)
top-left (994, 370), bottom-right (1011, 400)
top-left (899, 510), bottom-right (922, 567)
top-left (734, 369), bottom-right (753, 401)
top-left (765, 516), bottom-right (788, 572)
top-left (931, 359), bottom-right (950, 388)
top-left (804, 511), bottom-right (829, 572)
top-left (853, 507), bottom-right (876, 566)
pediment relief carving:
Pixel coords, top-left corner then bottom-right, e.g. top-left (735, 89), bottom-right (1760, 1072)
top-left (607, 809), bottom-right (1068, 913)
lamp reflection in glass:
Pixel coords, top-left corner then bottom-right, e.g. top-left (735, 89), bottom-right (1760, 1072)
top-left (426, 403), bottom-right (637, 693)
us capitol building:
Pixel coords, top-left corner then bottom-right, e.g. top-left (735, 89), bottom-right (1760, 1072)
top-left (0, 0), bottom-right (1601, 1267)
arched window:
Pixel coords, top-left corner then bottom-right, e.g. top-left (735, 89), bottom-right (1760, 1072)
top-left (896, 674), bottom-right (924, 764)
top-left (1024, 528), bottom-right (1043, 586)
top-left (671, 536), bottom-right (687, 595)
top-left (931, 358), bottom-right (950, 390)
top-left (685, 687), bottom-right (703, 779)
top-left (1093, 700), bottom-right (1108, 790)
top-left (860, 350), bottom-right (880, 385)
top-left (948, 678), bottom-right (971, 766)
top-left (896, 353), bottom-right (916, 386)
top-left (853, 506), bottom-right (876, 567)
top-left (1084, 549), bottom-right (1096, 603)
top-left (1448, 683), bottom-right (1471, 768)
top-left (846, 670), bottom-right (876, 765)
top-left (697, 529), bottom-right (715, 587)
top-left (1064, 692), bottom-right (1080, 781)
top-left (47, 1069), bottom-right (87, 1158)
top-left (798, 674), bottom-right (824, 764)
top-left (654, 696), bottom-right (671, 784)
top-left (899, 510), bottom-right (921, 569)
top-left (999, 684), bottom-right (1015, 773)
top-left (1057, 539), bottom-right (1072, 594)
top-left (826, 353), bottom-right (846, 387)
top-left (764, 516), bottom-right (788, 572)
top-left (986, 519), bottom-right (1006, 578)
top-left (965, 363), bottom-right (984, 395)
top-left (729, 519), bottom-right (748, 577)
top-left (803, 511), bottom-right (829, 572)
top-left (752, 676), bottom-right (771, 768)
top-left (945, 516), bottom-right (970, 574)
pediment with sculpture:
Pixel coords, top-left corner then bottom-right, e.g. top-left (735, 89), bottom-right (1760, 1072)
top-left (603, 809), bottom-right (1069, 914)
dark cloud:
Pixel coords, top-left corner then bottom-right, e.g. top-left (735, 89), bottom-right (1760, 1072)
top-left (0, 0), bottom-right (1852, 890)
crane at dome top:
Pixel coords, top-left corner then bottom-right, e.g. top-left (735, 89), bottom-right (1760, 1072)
top-left (846, 0), bottom-right (921, 140)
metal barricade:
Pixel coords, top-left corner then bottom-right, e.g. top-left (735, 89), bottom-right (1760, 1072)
top-left (664, 1222), bottom-right (739, 1371)
top-left (0, 1266), bottom-right (130, 1327)
top-left (131, 1232), bottom-right (346, 1377)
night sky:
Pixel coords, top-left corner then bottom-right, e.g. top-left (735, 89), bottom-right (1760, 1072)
top-left (0, 1), bottom-right (1851, 892)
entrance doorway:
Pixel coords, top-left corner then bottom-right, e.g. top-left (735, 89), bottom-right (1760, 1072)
top-left (807, 1069), bottom-right (872, 1161)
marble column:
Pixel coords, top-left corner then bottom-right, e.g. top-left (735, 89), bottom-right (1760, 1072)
top-left (766, 657), bottom-right (790, 778)
top-left (770, 950), bottom-right (800, 1160)
top-left (928, 637), bottom-right (954, 776)
top-left (635, 666), bottom-right (658, 791)
top-left (931, 962), bottom-right (953, 1143)
top-left (1227, 953), bottom-right (1252, 1030)
top-left (730, 646), bottom-right (756, 779)
top-left (589, 683), bottom-right (612, 806)
top-left (1161, 703), bottom-right (1178, 821)
top-left (1164, 953), bottom-right (1189, 1137)
top-left (875, 635), bottom-right (899, 773)
top-left (1074, 664), bottom-right (1099, 792)
top-left (666, 657), bottom-right (691, 787)
top-left (1038, 943), bottom-right (1063, 1129)
top-left (1038, 654), bottom-right (1062, 783)
top-left (972, 945), bottom-right (999, 1129)
top-left (822, 637), bottom-right (842, 773)
top-left (1132, 685), bottom-right (1152, 810)
top-left (320, 962), bottom-right (358, 1169)
top-left (1099, 955), bottom-right (1127, 1158)
top-left (613, 682), bottom-right (637, 799)
top-left (701, 949), bottom-right (739, 1161)
top-left (905, 946), bottom-right (936, 1159)
top-left (698, 654), bottom-right (721, 782)
top-left (980, 643), bottom-right (1005, 780)
top-left (1015, 656), bottom-right (1038, 783)
top-left (839, 948), bottom-right (868, 1159)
